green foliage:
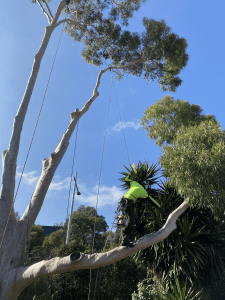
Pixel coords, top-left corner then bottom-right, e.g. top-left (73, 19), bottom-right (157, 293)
top-left (19, 159), bottom-right (225, 299)
top-left (20, 205), bottom-right (147, 300)
top-left (140, 95), bottom-right (218, 148)
top-left (118, 160), bottom-right (161, 191)
top-left (69, 205), bottom-right (109, 251)
top-left (131, 277), bottom-right (203, 300)
top-left (97, 256), bottom-right (147, 300)
top-left (161, 277), bottom-right (203, 300)
top-left (131, 277), bottom-right (169, 300)
top-left (117, 160), bottom-right (162, 236)
top-left (159, 119), bottom-right (225, 216)
top-left (118, 161), bottom-right (225, 298)
top-left (23, 224), bottom-right (45, 266)
top-left (62, 1), bottom-right (188, 91)
top-left (151, 182), bottom-right (225, 296)
top-left (140, 95), bottom-right (225, 218)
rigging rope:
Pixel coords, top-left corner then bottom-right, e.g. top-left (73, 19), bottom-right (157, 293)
top-left (88, 66), bottom-right (131, 300)
top-left (111, 70), bottom-right (131, 167)
top-left (0, 24), bottom-right (64, 252)
top-left (87, 66), bottom-right (113, 300)
top-left (59, 116), bottom-right (80, 300)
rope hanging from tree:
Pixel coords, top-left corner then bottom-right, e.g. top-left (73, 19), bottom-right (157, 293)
top-left (87, 66), bottom-right (113, 300)
top-left (0, 18), bottom-right (131, 297)
top-left (88, 66), bottom-right (131, 300)
top-left (61, 65), bottom-right (131, 299)
top-left (0, 24), bottom-right (65, 253)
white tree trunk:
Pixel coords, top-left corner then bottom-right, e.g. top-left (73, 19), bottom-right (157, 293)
top-left (0, 1), bottom-right (190, 299)
top-left (0, 201), bottom-right (189, 299)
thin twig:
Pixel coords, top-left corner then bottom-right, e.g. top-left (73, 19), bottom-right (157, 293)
top-left (43, 0), bottom-right (53, 19)
top-left (37, 0), bottom-right (51, 24)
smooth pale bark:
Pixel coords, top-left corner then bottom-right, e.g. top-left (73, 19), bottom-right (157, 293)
top-left (1, 201), bottom-right (189, 299)
top-left (0, 1), bottom-right (190, 299)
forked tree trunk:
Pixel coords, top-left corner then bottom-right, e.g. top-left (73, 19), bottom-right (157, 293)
top-left (0, 1), bottom-right (190, 299)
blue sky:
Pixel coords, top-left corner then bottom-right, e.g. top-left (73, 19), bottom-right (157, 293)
top-left (0, 0), bottom-right (224, 234)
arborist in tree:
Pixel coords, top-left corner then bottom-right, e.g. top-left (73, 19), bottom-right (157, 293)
top-left (116, 174), bottom-right (161, 248)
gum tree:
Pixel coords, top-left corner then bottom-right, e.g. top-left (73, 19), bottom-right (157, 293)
top-left (0, 1), bottom-right (189, 299)
top-left (141, 95), bottom-right (225, 219)
top-left (140, 96), bottom-right (225, 298)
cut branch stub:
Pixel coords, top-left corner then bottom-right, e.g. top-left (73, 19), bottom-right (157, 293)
top-left (70, 252), bottom-right (82, 262)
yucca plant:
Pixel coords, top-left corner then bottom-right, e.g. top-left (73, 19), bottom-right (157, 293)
top-left (155, 277), bottom-right (203, 300)
top-left (117, 160), bottom-right (163, 236)
top-left (132, 276), bottom-right (203, 300)
top-left (119, 161), bottom-right (225, 299)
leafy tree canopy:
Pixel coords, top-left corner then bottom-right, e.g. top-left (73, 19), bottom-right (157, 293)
top-left (159, 119), bottom-right (225, 217)
top-left (141, 95), bottom-right (225, 217)
top-left (69, 205), bottom-right (109, 250)
top-left (31, 0), bottom-right (189, 92)
top-left (140, 95), bottom-right (219, 148)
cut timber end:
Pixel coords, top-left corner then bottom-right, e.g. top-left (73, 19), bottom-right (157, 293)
top-left (70, 252), bottom-right (82, 262)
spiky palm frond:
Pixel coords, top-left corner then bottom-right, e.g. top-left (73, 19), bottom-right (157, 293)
top-left (118, 160), bottom-right (161, 191)
top-left (130, 177), bottom-right (225, 299)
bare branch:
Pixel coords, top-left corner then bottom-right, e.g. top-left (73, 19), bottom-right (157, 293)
top-left (37, 0), bottom-right (52, 24)
top-left (52, 0), bottom-right (68, 27)
top-left (54, 18), bottom-right (90, 29)
top-left (43, 0), bottom-right (53, 20)
top-left (78, 61), bottom-right (144, 118)
top-left (14, 201), bottom-right (189, 294)
top-left (20, 60), bottom-right (142, 237)
top-left (112, 0), bottom-right (123, 7)
top-left (54, 18), bottom-right (74, 28)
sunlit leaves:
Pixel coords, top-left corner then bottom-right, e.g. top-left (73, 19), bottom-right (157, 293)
top-left (62, 1), bottom-right (188, 91)
top-left (159, 119), bottom-right (225, 216)
top-left (141, 95), bottom-right (218, 148)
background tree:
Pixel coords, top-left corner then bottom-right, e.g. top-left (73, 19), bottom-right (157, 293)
top-left (131, 276), bottom-right (203, 300)
top-left (18, 206), bottom-right (148, 300)
top-left (117, 161), bottom-right (225, 298)
top-left (0, 1), bottom-right (190, 299)
top-left (140, 95), bottom-right (219, 148)
top-left (140, 95), bottom-right (225, 217)
top-left (62, 0), bottom-right (188, 91)
top-left (138, 97), bottom-right (225, 298)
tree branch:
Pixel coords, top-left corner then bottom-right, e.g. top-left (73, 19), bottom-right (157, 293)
top-left (20, 60), bottom-right (142, 237)
top-left (43, 0), bottom-right (53, 20)
top-left (14, 201), bottom-right (189, 294)
top-left (52, 0), bottom-right (67, 27)
top-left (54, 18), bottom-right (70, 28)
top-left (0, 1), bottom-right (65, 229)
top-left (54, 18), bottom-right (90, 29)
top-left (37, 0), bottom-right (52, 24)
